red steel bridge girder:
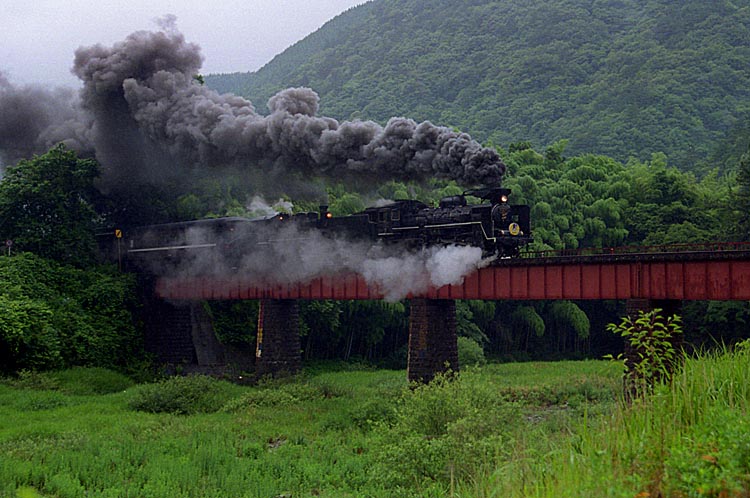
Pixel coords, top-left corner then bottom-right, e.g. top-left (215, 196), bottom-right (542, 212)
top-left (155, 259), bottom-right (750, 301)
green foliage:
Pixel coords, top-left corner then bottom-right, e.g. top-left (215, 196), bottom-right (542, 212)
top-left (47, 367), bottom-right (134, 395)
top-left (0, 144), bottom-right (100, 267)
top-left (328, 191), bottom-right (365, 215)
top-left (206, 0), bottom-right (750, 173)
top-left (0, 362), bottom-right (622, 497)
top-left (731, 143), bottom-right (750, 241)
top-left (665, 409), bottom-right (750, 497)
top-left (128, 375), bottom-right (241, 414)
top-left (221, 382), bottom-right (326, 412)
top-left (0, 253), bottom-right (139, 373)
top-left (455, 300), bottom-right (488, 345)
top-left (370, 372), bottom-right (521, 491)
top-left (0, 296), bottom-right (61, 371)
top-left (4, 369), bottom-right (61, 391)
top-left (457, 336), bottom-right (486, 367)
top-left (607, 309), bottom-right (683, 398)
top-left (302, 300), bottom-right (407, 361)
top-left (510, 306), bottom-right (545, 338)
top-left (4, 367), bottom-right (133, 395)
top-left (547, 301), bottom-right (590, 340)
top-left (455, 345), bottom-right (750, 497)
top-left (299, 300), bottom-right (341, 343)
top-left (206, 300), bottom-right (258, 346)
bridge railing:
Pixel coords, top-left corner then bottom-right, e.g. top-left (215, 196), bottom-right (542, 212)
top-left (520, 241), bottom-right (750, 260)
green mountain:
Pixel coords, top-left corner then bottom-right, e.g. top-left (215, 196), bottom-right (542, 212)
top-left (206, 0), bottom-right (750, 173)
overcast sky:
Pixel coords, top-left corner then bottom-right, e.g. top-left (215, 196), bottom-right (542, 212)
top-left (1, 0), bottom-right (368, 88)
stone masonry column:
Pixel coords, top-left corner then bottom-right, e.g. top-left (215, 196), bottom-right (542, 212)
top-left (255, 299), bottom-right (302, 377)
top-left (407, 299), bottom-right (459, 383)
top-left (142, 300), bottom-right (229, 371)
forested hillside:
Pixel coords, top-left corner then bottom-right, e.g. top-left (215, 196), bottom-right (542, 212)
top-left (206, 0), bottom-right (750, 174)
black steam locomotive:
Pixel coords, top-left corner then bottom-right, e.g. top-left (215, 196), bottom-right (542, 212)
top-left (118, 186), bottom-right (531, 267)
top-left (318, 186), bottom-right (531, 257)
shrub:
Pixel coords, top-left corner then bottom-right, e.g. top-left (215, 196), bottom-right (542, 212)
top-left (607, 308), bottom-right (683, 399)
top-left (128, 375), bottom-right (237, 414)
top-left (665, 409), bottom-right (750, 496)
top-left (457, 336), bottom-right (486, 367)
top-left (5, 369), bottom-right (60, 391)
top-left (346, 398), bottom-right (397, 430)
top-left (0, 296), bottom-right (61, 372)
top-left (370, 373), bottom-right (519, 490)
top-left (0, 253), bottom-right (140, 373)
top-left (221, 383), bottom-right (324, 412)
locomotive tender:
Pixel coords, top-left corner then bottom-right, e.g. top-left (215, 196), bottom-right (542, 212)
top-left (121, 186), bottom-right (531, 267)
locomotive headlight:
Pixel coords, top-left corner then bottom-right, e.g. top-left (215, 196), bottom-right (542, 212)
top-left (326, 212), bottom-right (333, 219)
top-left (500, 195), bottom-right (509, 203)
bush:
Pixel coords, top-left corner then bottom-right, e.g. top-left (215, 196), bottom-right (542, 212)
top-left (665, 409), bottom-right (750, 496)
top-left (346, 398), bottom-right (397, 430)
top-left (0, 297), bottom-right (61, 372)
top-left (0, 254), bottom-right (140, 373)
top-left (221, 383), bottom-right (325, 412)
top-left (128, 375), bottom-right (238, 414)
top-left (607, 309), bottom-right (683, 399)
top-left (4, 370), bottom-right (60, 391)
top-left (370, 373), bottom-right (520, 490)
top-left (457, 336), bottom-right (486, 367)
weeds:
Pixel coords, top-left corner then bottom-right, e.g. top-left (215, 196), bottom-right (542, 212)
top-left (6, 355), bottom-right (747, 497)
top-left (606, 308), bottom-right (683, 400)
top-left (128, 374), bottom-right (241, 414)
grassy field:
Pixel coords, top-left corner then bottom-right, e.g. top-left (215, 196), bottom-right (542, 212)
top-left (1, 351), bottom-right (748, 498)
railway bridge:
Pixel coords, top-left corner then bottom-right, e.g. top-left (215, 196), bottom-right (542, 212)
top-left (137, 243), bottom-right (750, 381)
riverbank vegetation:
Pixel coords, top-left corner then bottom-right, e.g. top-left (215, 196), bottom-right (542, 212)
top-left (2, 347), bottom-right (749, 497)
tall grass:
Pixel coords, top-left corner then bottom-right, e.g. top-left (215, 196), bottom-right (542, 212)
top-left (8, 355), bottom-right (745, 497)
top-left (460, 342), bottom-right (750, 497)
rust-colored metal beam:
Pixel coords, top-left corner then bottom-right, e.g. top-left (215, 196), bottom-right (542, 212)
top-left (154, 257), bottom-right (750, 301)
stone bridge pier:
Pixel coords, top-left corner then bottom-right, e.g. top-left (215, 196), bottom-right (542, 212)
top-left (142, 299), bottom-right (245, 374)
top-left (407, 299), bottom-right (459, 383)
top-left (255, 299), bottom-right (302, 377)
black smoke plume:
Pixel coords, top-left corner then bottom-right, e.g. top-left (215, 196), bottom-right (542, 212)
top-left (1, 24), bottom-right (505, 191)
top-left (0, 74), bottom-right (92, 168)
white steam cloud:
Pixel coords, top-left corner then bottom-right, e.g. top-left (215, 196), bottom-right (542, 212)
top-left (147, 222), bottom-right (493, 301)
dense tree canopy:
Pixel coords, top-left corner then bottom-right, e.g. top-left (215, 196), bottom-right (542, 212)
top-left (0, 253), bottom-right (139, 373)
top-left (0, 145), bottom-right (100, 267)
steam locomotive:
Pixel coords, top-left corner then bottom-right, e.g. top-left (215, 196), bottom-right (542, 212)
top-left (318, 186), bottom-right (531, 257)
top-left (119, 186), bottom-right (531, 267)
